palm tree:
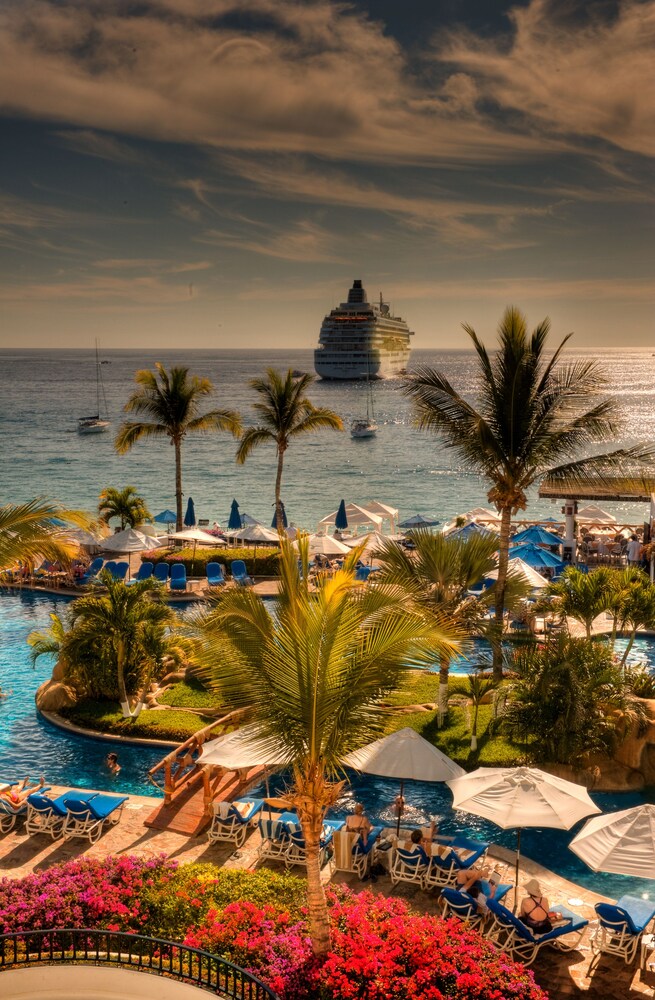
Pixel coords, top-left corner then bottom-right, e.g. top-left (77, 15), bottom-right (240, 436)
top-left (374, 530), bottom-right (527, 722)
top-left (540, 566), bottom-right (613, 639)
top-left (67, 574), bottom-right (179, 717)
top-left (403, 306), bottom-right (653, 678)
top-left (115, 364), bottom-right (242, 530)
top-left (0, 498), bottom-right (88, 571)
top-left (28, 612), bottom-right (69, 669)
top-left (604, 566), bottom-right (647, 649)
top-left (616, 579), bottom-right (655, 667)
top-left (98, 486), bottom-right (151, 530)
top-left (451, 671), bottom-right (498, 751)
top-left (190, 537), bottom-right (458, 956)
top-left (236, 369), bottom-right (343, 531)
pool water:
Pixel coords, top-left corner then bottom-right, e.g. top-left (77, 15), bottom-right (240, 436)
top-left (447, 635), bottom-right (655, 675)
top-left (2, 590), bottom-right (654, 901)
top-left (0, 590), bottom-right (164, 797)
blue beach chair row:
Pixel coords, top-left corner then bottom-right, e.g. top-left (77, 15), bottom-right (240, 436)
top-left (25, 789), bottom-right (128, 843)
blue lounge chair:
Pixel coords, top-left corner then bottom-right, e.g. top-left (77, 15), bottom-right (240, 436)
top-left (101, 561), bottom-right (117, 579)
top-left (390, 845), bottom-right (431, 888)
top-left (62, 791), bottom-right (128, 843)
top-left (440, 882), bottom-right (512, 929)
top-left (355, 565), bottom-right (372, 582)
top-left (25, 790), bottom-right (69, 839)
top-left (286, 819), bottom-right (344, 869)
top-left (206, 562), bottom-right (226, 588)
top-left (231, 560), bottom-right (252, 586)
top-left (207, 797), bottom-right (265, 848)
top-left (258, 816), bottom-right (292, 863)
top-left (153, 563), bottom-right (170, 584)
top-left (78, 557), bottom-right (104, 586)
top-left (424, 836), bottom-right (490, 889)
top-left (169, 563), bottom-right (187, 592)
top-left (126, 561), bottom-right (153, 585)
top-left (112, 561), bottom-right (129, 581)
top-left (0, 783), bottom-right (48, 833)
top-left (486, 897), bottom-right (588, 967)
top-left (593, 895), bottom-right (655, 964)
top-left (333, 824), bottom-right (384, 879)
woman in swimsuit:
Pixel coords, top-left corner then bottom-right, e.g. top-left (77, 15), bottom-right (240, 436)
top-left (520, 878), bottom-right (562, 932)
top-left (345, 803), bottom-right (371, 839)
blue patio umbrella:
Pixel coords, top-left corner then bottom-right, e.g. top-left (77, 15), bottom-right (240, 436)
top-left (184, 497), bottom-right (196, 527)
top-left (511, 525), bottom-right (563, 547)
top-left (398, 514), bottom-right (440, 529)
top-left (154, 509), bottom-right (177, 525)
top-left (449, 522), bottom-right (493, 540)
top-left (508, 543), bottom-right (563, 569)
top-left (271, 501), bottom-right (288, 529)
top-left (335, 499), bottom-right (348, 531)
top-left (227, 499), bottom-right (242, 531)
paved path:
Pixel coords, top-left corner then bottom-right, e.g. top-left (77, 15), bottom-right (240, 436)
top-left (1, 784), bottom-right (653, 998)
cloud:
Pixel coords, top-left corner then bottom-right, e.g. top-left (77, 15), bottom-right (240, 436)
top-left (438, 0), bottom-right (655, 157)
top-left (0, 273), bottom-right (196, 306)
top-left (0, 0), bottom-right (578, 166)
top-left (54, 129), bottom-right (148, 164)
top-left (199, 219), bottom-right (343, 262)
top-left (92, 257), bottom-right (212, 272)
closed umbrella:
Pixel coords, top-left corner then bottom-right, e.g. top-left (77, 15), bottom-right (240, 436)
top-left (344, 728), bottom-right (465, 834)
top-left (508, 543), bottom-right (562, 569)
top-left (184, 497), bottom-right (196, 527)
top-left (569, 803), bottom-right (655, 879)
top-left (271, 501), bottom-right (288, 529)
top-left (227, 500), bottom-right (242, 531)
top-left (335, 499), bottom-right (349, 531)
top-left (447, 766), bottom-right (600, 906)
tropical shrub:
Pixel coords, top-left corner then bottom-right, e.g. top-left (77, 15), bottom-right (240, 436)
top-left (504, 636), bottom-right (646, 764)
top-left (186, 887), bottom-right (547, 1000)
top-left (143, 547), bottom-right (280, 576)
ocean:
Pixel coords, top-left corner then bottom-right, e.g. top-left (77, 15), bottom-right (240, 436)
top-left (1, 348), bottom-right (655, 529)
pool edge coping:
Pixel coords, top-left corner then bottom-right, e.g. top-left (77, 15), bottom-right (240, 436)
top-left (38, 708), bottom-right (179, 749)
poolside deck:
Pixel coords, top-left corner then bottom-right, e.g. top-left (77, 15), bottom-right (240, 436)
top-left (0, 784), bottom-right (652, 998)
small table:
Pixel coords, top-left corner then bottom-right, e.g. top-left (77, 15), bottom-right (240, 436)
top-left (640, 933), bottom-right (655, 971)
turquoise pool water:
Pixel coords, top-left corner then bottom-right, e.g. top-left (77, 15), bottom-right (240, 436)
top-left (447, 635), bottom-right (655, 675)
top-left (2, 590), bottom-right (654, 901)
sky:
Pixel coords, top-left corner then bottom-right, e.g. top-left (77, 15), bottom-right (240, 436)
top-left (0, 0), bottom-right (653, 350)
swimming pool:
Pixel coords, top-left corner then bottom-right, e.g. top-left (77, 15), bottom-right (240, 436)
top-left (2, 590), bottom-right (654, 901)
top-left (446, 634), bottom-right (655, 675)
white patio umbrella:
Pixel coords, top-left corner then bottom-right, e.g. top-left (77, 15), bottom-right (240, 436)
top-left (67, 526), bottom-right (110, 549)
top-left (199, 725), bottom-right (289, 769)
top-left (318, 503), bottom-right (383, 532)
top-left (101, 529), bottom-right (163, 553)
top-left (485, 558), bottom-right (549, 590)
top-left (303, 534), bottom-right (351, 556)
top-left (168, 526), bottom-right (226, 575)
top-left (569, 803), bottom-right (655, 879)
top-left (576, 504), bottom-right (617, 524)
top-left (343, 727), bottom-right (465, 834)
top-left (361, 500), bottom-right (399, 532)
top-left (447, 766), bottom-right (600, 906)
top-left (232, 524), bottom-right (280, 543)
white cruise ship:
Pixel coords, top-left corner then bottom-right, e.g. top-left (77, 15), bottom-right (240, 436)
top-left (314, 279), bottom-right (413, 380)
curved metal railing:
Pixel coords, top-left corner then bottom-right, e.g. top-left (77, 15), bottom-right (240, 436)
top-left (0, 928), bottom-right (278, 999)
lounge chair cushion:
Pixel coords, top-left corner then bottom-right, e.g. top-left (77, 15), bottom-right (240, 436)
top-left (597, 895), bottom-right (655, 936)
top-left (63, 792), bottom-right (127, 820)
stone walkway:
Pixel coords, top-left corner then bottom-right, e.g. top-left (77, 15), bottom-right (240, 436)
top-left (1, 784), bottom-right (653, 998)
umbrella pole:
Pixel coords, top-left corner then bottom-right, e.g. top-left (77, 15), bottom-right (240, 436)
top-left (396, 778), bottom-right (405, 837)
top-left (514, 828), bottom-right (522, 912)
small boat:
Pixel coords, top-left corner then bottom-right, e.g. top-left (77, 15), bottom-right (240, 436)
top-left (351, 365), bottom-right (378, 439)
top-left (78, 340), bottom-right (110, 435)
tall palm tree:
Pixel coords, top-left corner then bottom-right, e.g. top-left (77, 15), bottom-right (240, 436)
top-left (67, 574), bottom-right (178, 716)
top-left (236, 369), bottom-right (343, 531)
top-left (540, 566), bottom-right (614, 639)
top-left (98, 485), bottom-right (151, 530)
top-left (0, 498), bottom-right (88, 571)
top-left (115, 364), bottom-right (242, 529)
top-left (373, 530), bottom-right (526, 721)
top-left (190, 537), bottom-right (458, 956)
top-left (403, 306), bottom-right (653, 677)
top-left (616, 579), bottom-right (655, 667)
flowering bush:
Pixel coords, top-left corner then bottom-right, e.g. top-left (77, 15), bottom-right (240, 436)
top-left (186, 887), bottom-right (547, 1000)
top-left (0, 860), bottom-right (547, 999)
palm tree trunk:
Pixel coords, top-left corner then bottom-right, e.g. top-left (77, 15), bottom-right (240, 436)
top-left (437, 653), bottom-right (450, 727)
top-left (274, 447), bottom-right (285, 534)
top-left (117, 638), bottom-right (131, 717)
top-left (471, 700), bottom-right (479, 750)
top-left (492, 505), bottom-right (512, 680)
top-left (174, 437), bottom-right (183, 530)
top-left (620, 628), bottom-right (637, 667)
top-left (302, 810), bottom-right (331, 957)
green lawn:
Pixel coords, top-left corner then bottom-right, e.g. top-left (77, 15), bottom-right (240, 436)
top-left (386, 670), bottom-right (535, 769)
top-left (158, 678), bottom-right (221, 711)
top-left (62, 700), bottom-right (216, 743)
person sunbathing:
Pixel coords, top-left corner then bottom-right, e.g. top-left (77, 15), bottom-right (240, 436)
top-left (519, 878), bottom-right (563, 933)
top-left (456, 863), bottom-right (491, 893)
top-left (1, 775), bottom-right (46, 807)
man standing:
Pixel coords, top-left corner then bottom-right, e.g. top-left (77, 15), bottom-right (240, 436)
top-left (627, 534), bottom-right (642, 566)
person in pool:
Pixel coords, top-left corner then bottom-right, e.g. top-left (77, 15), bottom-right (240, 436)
top-left (105, 753), bottom-right (121, 775)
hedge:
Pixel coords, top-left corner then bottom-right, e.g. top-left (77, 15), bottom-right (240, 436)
top-left (141, 546), bottom-right (280, 576)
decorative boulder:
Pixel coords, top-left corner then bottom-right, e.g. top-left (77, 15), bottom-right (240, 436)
top-left (35, 679), bottom-right (78, 712)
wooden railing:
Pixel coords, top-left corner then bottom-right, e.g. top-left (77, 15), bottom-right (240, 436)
top-left (147, 708), bottom-right (249, 809)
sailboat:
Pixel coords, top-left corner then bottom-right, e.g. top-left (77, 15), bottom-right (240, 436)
top-left (78, 340), bottom-right (110, 434)
top-left (351, 364), bottom-right (378, 439)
